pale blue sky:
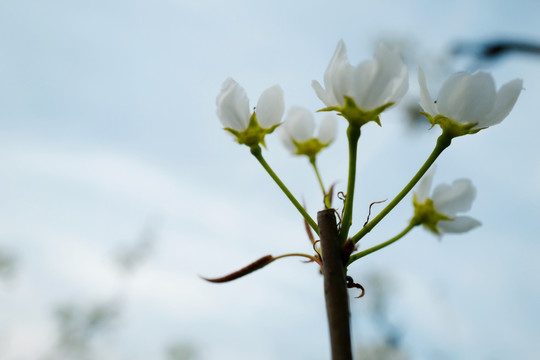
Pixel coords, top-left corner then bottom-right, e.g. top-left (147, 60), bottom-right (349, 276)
top-left (1, 0), bottom-right (539, 359)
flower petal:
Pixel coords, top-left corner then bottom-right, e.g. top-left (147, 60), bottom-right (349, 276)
top-left (350, 58), bottom-right (378, 109)
top-left (388, 65), bottom-right (409, 104)
top-left (317, 115), bottom-right (338, 144)
top-left (417, 68), bottom-right (437, 116)
top-left (325, 40), bottom-right (352, 107)
top-left (482, 78), bottom-right (523, 127)
top-left (432, 178), bottom-right (476, 216)
top-left (436, 72), bottom-right (470, 119)
top-left (284, 107), bottom-right (315, 142)
top-left (438, 216), bottom-right (481, 233)
top-left (256, 85), bottom-right (284, 128)
top-left (457, 72), bottom-right (496, 124)
top-left (216, 78), bottom-right (251, 131)
top-left (415, 166), bottom-right (436, 203)
top-left (360, 44), bottom-right (408, 109)
top-left (277, 124), bottom-right (297, 154)
top-left (439, 72), bottom-right (496, 125)
top-left (312, 80), bottom-right (335, 108)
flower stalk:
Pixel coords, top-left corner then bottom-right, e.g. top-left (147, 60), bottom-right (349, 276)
top-left (351, 132), bottom-right (452, 243)
top-left (339, 124), bottom-right (361, 244)
top-left (310, 158), bottom-right (331, 208)
top-left (348, 221), bottom-right (418, 265)
top-left (250, 145), bottom-right (319, 235)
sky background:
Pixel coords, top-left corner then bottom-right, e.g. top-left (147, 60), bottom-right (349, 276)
top-left (0, 0), bottom-right (539, 359)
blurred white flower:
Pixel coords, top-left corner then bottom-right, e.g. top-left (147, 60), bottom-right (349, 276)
top-left (413, 167), bottom-right (481, 235)
top-left (418, 68), bottom-right (522, 135)
top-left (277, 107), bottom-right (337, 160)
top-left (312, 40), bottom-right (408, 126)
top-left (216, 77), bottom-right (284, 146)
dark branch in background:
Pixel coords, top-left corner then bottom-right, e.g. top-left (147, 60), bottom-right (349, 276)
top-left (50, 301), bottom-right (121, 358)
top-left (453, 38), bottom-right (540, 62)
top-left (114, 226), bottom-right (157, 274)
top-left (0, 248), bottom-right (16, 280)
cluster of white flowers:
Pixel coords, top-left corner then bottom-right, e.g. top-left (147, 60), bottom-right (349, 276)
top-left (216, 39), bottom-right (523, 237)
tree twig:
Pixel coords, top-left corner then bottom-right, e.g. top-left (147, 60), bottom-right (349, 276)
top-left (318, 209), bottom-right (352, 360)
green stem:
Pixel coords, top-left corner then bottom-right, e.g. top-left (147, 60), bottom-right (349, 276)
top-left (310, 158), bottom-right (330, 209)
top-left (339, 124), bottom-right (361, 244)
top-left (348, 221), bottom-right (418, 265)
top-left (251, 146), bottom-right (319, 235)
top-left (350, 133), bottom-right (452, 244)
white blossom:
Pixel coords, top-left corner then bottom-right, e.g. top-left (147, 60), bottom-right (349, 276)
top-left (277, 107), bottom-right (337, 157)
top-left (216, 77), bottom-right (284, 131)
top-left (312, 40), bottom-right (408, 112)
top-left (216, 77), bottom-right (284, 146)
top-left (418, 68), bottom-right (522, 130)
top-left (413, 167), bottom-right (481, 235)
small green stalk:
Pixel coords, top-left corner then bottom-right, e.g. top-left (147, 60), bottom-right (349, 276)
top-left (348, 220), bottom-right (418, 265)
top-left (310, 158), bottom-right (330, 209)
top-left (351, 132), bottom-right (452, 244)
top-left (339, 124), bottom-right (361, 244)
top-left (251, 145), bottom-right (319, 235)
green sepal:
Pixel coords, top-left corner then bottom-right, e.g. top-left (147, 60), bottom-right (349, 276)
top-left (318, 96), bottom-right (394, 128)
top-left (292, 138), bottom-right (331, 162)
top-left (224, 112), bottom-right (280, 148)
top-left (411, 194), bottom-right (453, 235)
top-left (419, 112), bottom-right (485, 138)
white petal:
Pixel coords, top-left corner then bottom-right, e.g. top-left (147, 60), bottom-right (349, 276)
top-left (453, 72), bottom-right (496, 124)
top-left (417, 68), bottom-right (437, 116)
top-left (436, 71), bottom-right (496, 125)
top-left (312, 80), bottom-right (335, 108)
top-left (415, 165), bottom-right (436, 203)
top-left (438, 216), bottom-right (481, 233)
top-left (388, 65), bottom-right (409, 104)
top-left (325, 40), bottom-right (352, 106)
top-left (317, 115), bottom-right (338, 144)
top-left (482, 78), bottom-right (523, 127)
top-left (256, 85), bottom-right (284, 128)
top-left (284, 107), bottom-right (315, 142)
top-left (436, 72), bottom-right (470, 119)
top-left (432, 178), bottom-right (476, 216)
top-left (350, 58), bottom-right (378, 109)
top-left (216, 78), bottom-right (251, 131)
top-left (360, 44), bottom-right (408, 109)
top-left (372, 70), bottom-right (408, 108)
top-left (277, 124), bottom-right (297, 154)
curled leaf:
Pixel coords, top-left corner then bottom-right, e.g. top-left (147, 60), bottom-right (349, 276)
top-left (201, 255), bottom-right (274, 283)
top-left (346, 275), bottom-right (365, 298)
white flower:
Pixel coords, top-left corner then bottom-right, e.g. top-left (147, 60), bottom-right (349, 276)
top-left (413, 167), bottom-right (481, 235)
top-left (418, 68), bottom-right (522, 133)
top-left (216, 77), bottom-right (284, 146)
top-left (311, 40), bottom-right (408, 125)
top-left (277, 107), bottom-right (337, 159)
